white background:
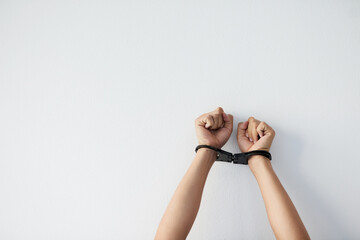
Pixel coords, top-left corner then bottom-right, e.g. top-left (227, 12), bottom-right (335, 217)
top-left (1, 0), bottom-right (359, 239)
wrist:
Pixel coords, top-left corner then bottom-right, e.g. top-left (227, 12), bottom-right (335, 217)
top-left (196, 148), bottom-right (217, 162)
top-left (198, 141), bottom-right (222, 150)
top-left (248, 155), bottom-right (272, 172)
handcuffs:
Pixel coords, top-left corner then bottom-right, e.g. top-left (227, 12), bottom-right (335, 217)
top-left (195, 145), bottom-right (272, 165)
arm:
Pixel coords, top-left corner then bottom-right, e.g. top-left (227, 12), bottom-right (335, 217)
top-left (237, 117), bottom-right (310, 240)
top-left (155, 148), bottom-right (216, 240)
top-left (155, 107), bottom-right (233, 240)
top-left (249, 156), bottom-right (310, 239)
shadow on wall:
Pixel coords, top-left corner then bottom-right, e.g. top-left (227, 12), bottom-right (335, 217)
top-left (272, 126), bottom-right (349, 239)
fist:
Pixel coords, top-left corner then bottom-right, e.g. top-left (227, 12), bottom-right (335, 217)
top-left (195, 107), bottom-right (233, 149)
top-left (237, 116), bottom-right (275, 152)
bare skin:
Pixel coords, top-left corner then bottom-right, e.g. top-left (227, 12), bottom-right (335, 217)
top-left (155, 107), bottom-right (310, 240)
top-left (238, 118), bottom-right (310, 240)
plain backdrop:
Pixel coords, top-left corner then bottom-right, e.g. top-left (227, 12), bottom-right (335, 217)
top-left (0, 0), bottom-right (360, 239)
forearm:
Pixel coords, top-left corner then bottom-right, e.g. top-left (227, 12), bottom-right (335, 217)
top-left (155, 148), bottom-right (216, 240)
top-left (249, 156), bottom-right (310, 240)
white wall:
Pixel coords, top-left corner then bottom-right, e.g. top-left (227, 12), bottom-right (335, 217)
top-left (1, 1), bottom-right (359, 239)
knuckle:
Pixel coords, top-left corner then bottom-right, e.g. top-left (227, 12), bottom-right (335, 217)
top-left (212, 113), bottom-right (220, 118)
top-left (205, 116), bottom-right (213, 123)
top-left (196, 115), bottom-right (203, 121)
top-left (269, 128), bottom-right (275, 135)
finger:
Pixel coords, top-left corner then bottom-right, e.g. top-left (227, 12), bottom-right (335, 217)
top-left (213, 113), bottom-right (223, 129)
top-left (214, 113), bottom-right (233, 144)
top-left (257, 121), bottom-right (275, 137)
top-left (204, 115), bottom-right (215, 129)
top-left (254, 131), bottom-right (261, 143)
top-left (252, 122), bottom-right (260, 143)
top-left (212, 113), bottom-right (225, 130)
top-left (208, 107), bottom-right (223, 129)
top-left (209, 114), bottom-right (219, 130)
top-left (195, 115), bottom-right (205, 127)
top-left (222, 112), bottom-right (233, 131)
top-left (217, 113), bottom-right (224, 128)
top-left (214, 106), bottom-right (224, 114)
top-left (247, 117), bottom-right (254, 142)
top-left (247, 125), bottom-right (254, 143)
top-left (215, 107), bottom-right (224, 128)
top-left (251, 128), bottom-right (257, 143)
top-left (237, 121), bottom-right (253, 152)
top-left (256, 122), bottom-right (265, 138)
top-left (248, 116), bottom-right (260, 143)
top-left (237, 121), bottom-right (249, 138)
top-left (218, 114), bottom-right (225, 128)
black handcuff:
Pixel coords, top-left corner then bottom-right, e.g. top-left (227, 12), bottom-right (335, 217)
top-left (195, 145), bottom-right (272, 165)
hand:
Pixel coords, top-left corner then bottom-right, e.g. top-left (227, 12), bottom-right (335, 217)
top-left (237, 116), bottom-right (275, 152)
top-left (195, 107), bottom-right (233, 149)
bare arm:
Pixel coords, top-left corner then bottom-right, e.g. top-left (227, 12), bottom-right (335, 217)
top-left (249, 156), bottom-right (310, 239)
top-left (154, 148), bottom-right (216, 240)
top-left (155, 107), bottom-right (233, 240)
top-left (237, 117), bottom-right (310, 240)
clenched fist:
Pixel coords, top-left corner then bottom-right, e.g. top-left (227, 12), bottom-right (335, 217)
top-left (195, 107), bottom-right (233, 149)
top-left (237, 116), bottom-right (275, 152)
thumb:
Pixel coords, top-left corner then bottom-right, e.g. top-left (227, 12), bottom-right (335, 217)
top-left (222, 112), bottom-right (233, 131)
top-left (214, 113), bottom-right (233, 144)
top-left (237, 121), bottom-right (249, 137)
